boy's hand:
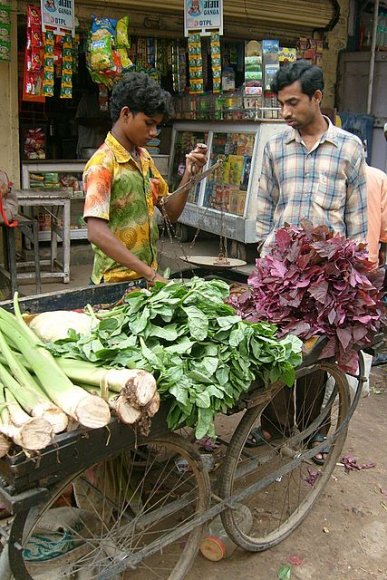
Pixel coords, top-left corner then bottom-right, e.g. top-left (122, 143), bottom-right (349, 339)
top-left (185, 143), bottom-right (208, 175)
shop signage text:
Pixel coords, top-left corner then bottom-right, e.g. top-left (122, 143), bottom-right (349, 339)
top-left (41, 0), bottom-right (75, 36)
top-left (184, 0), bottom-right (223, 36)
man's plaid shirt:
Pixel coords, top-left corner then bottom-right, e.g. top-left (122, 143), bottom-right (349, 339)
top-left (256, 117), bottom-right (367, 252)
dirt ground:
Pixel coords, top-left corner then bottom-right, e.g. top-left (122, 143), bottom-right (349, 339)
top-left (187, 363), bottom-right (387, 580)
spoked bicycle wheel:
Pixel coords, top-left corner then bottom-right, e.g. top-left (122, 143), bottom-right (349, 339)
top-left (219, 362), bottom-right (352, 552)
top-left (8, 433), bottom-right (210, 579)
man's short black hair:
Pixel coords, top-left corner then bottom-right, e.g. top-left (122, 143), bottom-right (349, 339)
top-left (110, 72), bottom-right (174, 123)
top-left (271, 59), bottom-right (324, 98)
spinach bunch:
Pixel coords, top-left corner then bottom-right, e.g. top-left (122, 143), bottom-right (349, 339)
top-left (50, 278), bottom-right (303, 438)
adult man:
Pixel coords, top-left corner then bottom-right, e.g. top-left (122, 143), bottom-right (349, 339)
top-left (257, 60), bottom-right (367, 255)
top-left (249, 61), bottom-right (368, 462)
top-left (83, 72), bottom-right (207, 286)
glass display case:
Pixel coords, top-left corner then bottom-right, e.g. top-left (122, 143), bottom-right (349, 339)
top-left (169, 130), bottom-right (209, 204)
top-left (169, 121), bottom-right (284, 244)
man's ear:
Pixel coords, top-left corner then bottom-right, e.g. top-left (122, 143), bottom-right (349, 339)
top-left (313, 90), bottom-right (323, 106)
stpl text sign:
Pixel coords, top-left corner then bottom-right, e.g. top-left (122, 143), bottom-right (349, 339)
top-left (41, 0), bottom-right (75, 35)
top-left (184, 0), bottom-right (223, 36)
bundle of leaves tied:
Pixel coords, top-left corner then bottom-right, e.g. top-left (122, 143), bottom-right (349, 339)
top-left (48, 277), bottom-right (302, 438)
top-left (228, 222), bottom-right (385, 374)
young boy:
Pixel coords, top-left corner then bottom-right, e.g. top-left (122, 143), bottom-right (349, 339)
top-left (83, 72), bottom-right (207, 285)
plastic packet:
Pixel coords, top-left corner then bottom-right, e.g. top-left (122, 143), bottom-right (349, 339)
top-left (89, 29), bottom-right (114, 71)
top-left (116, 15), bottom-right (130, 48)
top-left (27, 5), bottom-right (41, 28)
top-left (91, 17), bottom-right (117, 36)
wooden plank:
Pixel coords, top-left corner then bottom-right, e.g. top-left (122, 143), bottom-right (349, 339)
top-left (0, 281), bottom-right (131, 313)
top-left (0, 404), bottom-right (169, 494)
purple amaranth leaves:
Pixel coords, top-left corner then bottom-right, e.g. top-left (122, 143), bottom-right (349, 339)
top-left (341, 455), bottom-right (376, 473)
top-left (230, 222), bottom-right (385, 373)
top-left (304, 468), bottom-right (321, 486)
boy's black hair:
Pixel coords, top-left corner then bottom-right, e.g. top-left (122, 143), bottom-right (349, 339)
top-left (271, 59), bottom-right (324, 98)
top-left (110, 72), bottom-right (174, 123)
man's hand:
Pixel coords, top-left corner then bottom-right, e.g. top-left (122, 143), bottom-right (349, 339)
top-left (185, 143), bottom-right (208, 175)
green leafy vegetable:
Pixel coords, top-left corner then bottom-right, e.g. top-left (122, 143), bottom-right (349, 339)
top-left (48, 278), bottom-right (303, 437)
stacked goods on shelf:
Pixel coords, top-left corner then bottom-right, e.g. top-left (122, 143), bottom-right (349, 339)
top-left (262, 39), bottom-right (280, 119)
top-left (244, 40), bottom-right (263, 120)
top-left (24, 128), bottom-right (46, 160)
top-left (171, 41), bottom-right (187, 93)
top-left (203, 132), bottom-right (254, 216)
top-left (170, 129), bottom-right (208, 201)
top-left (297, 36), bottom-right (324, 66)
top-left (278, 46), bottom-right (297, 66)
top-left (29, 172), bottom-right (82, 194)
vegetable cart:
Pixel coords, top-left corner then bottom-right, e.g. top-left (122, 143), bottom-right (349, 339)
top-left (0, 271), bottom-right (369, 579)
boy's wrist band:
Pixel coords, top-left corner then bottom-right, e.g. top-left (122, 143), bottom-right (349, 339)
top-left (146, 269), bottom-right (157, 282)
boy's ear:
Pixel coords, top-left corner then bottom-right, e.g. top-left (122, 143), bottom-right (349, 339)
top-left (120, 106), bottom-right (131, 119)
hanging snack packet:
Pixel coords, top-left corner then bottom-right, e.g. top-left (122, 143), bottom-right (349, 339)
top-left (42, 30), bottom-right (54, 96)
top-left (188, 33), bottom-right (203, 94)
top-left (60, 35), bottom-right (74, 98)
top-left (89, 28), bottom-right (114, 71)
top-left (91, 17), bottom-right (117, 37)
top-left (27, 27), bottom-right (43, 49)
top-left (30, 47), bottom-right (44, 71)
top-left (211, 32), bottom-right (221, 93)
top-left (116, 16), bottom-right (130, 48)
top-left (103, 48), bottom-right (122, 81)
top-left (27, 5), bottom-right (41, 28)
top-left (117, 47), bottom-right (133, 70)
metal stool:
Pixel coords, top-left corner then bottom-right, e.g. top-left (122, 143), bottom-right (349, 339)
top-left (0, 214), bottom-right (42, 295)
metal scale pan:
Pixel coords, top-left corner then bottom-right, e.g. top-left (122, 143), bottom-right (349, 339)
top-left (179, 255), bottom-right (247, 268)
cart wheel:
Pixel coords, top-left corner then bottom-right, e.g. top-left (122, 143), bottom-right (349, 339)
top-left (8, 433), bottom-right (210, 579)
top-left (219, 362), bottom-right (351, 551)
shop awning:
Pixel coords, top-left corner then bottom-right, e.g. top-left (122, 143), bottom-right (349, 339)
top-left (76, 0), bottom-right (338, 42)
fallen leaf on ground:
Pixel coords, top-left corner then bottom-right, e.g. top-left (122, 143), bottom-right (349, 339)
top-left (341, 455), bottom-right (376, 473)
top-left (287, 555), bottom-right (304, 566)
top-left (277, 563), bottom-right (292, 579)
top-left (304, 468), bottom-right (320, 486)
